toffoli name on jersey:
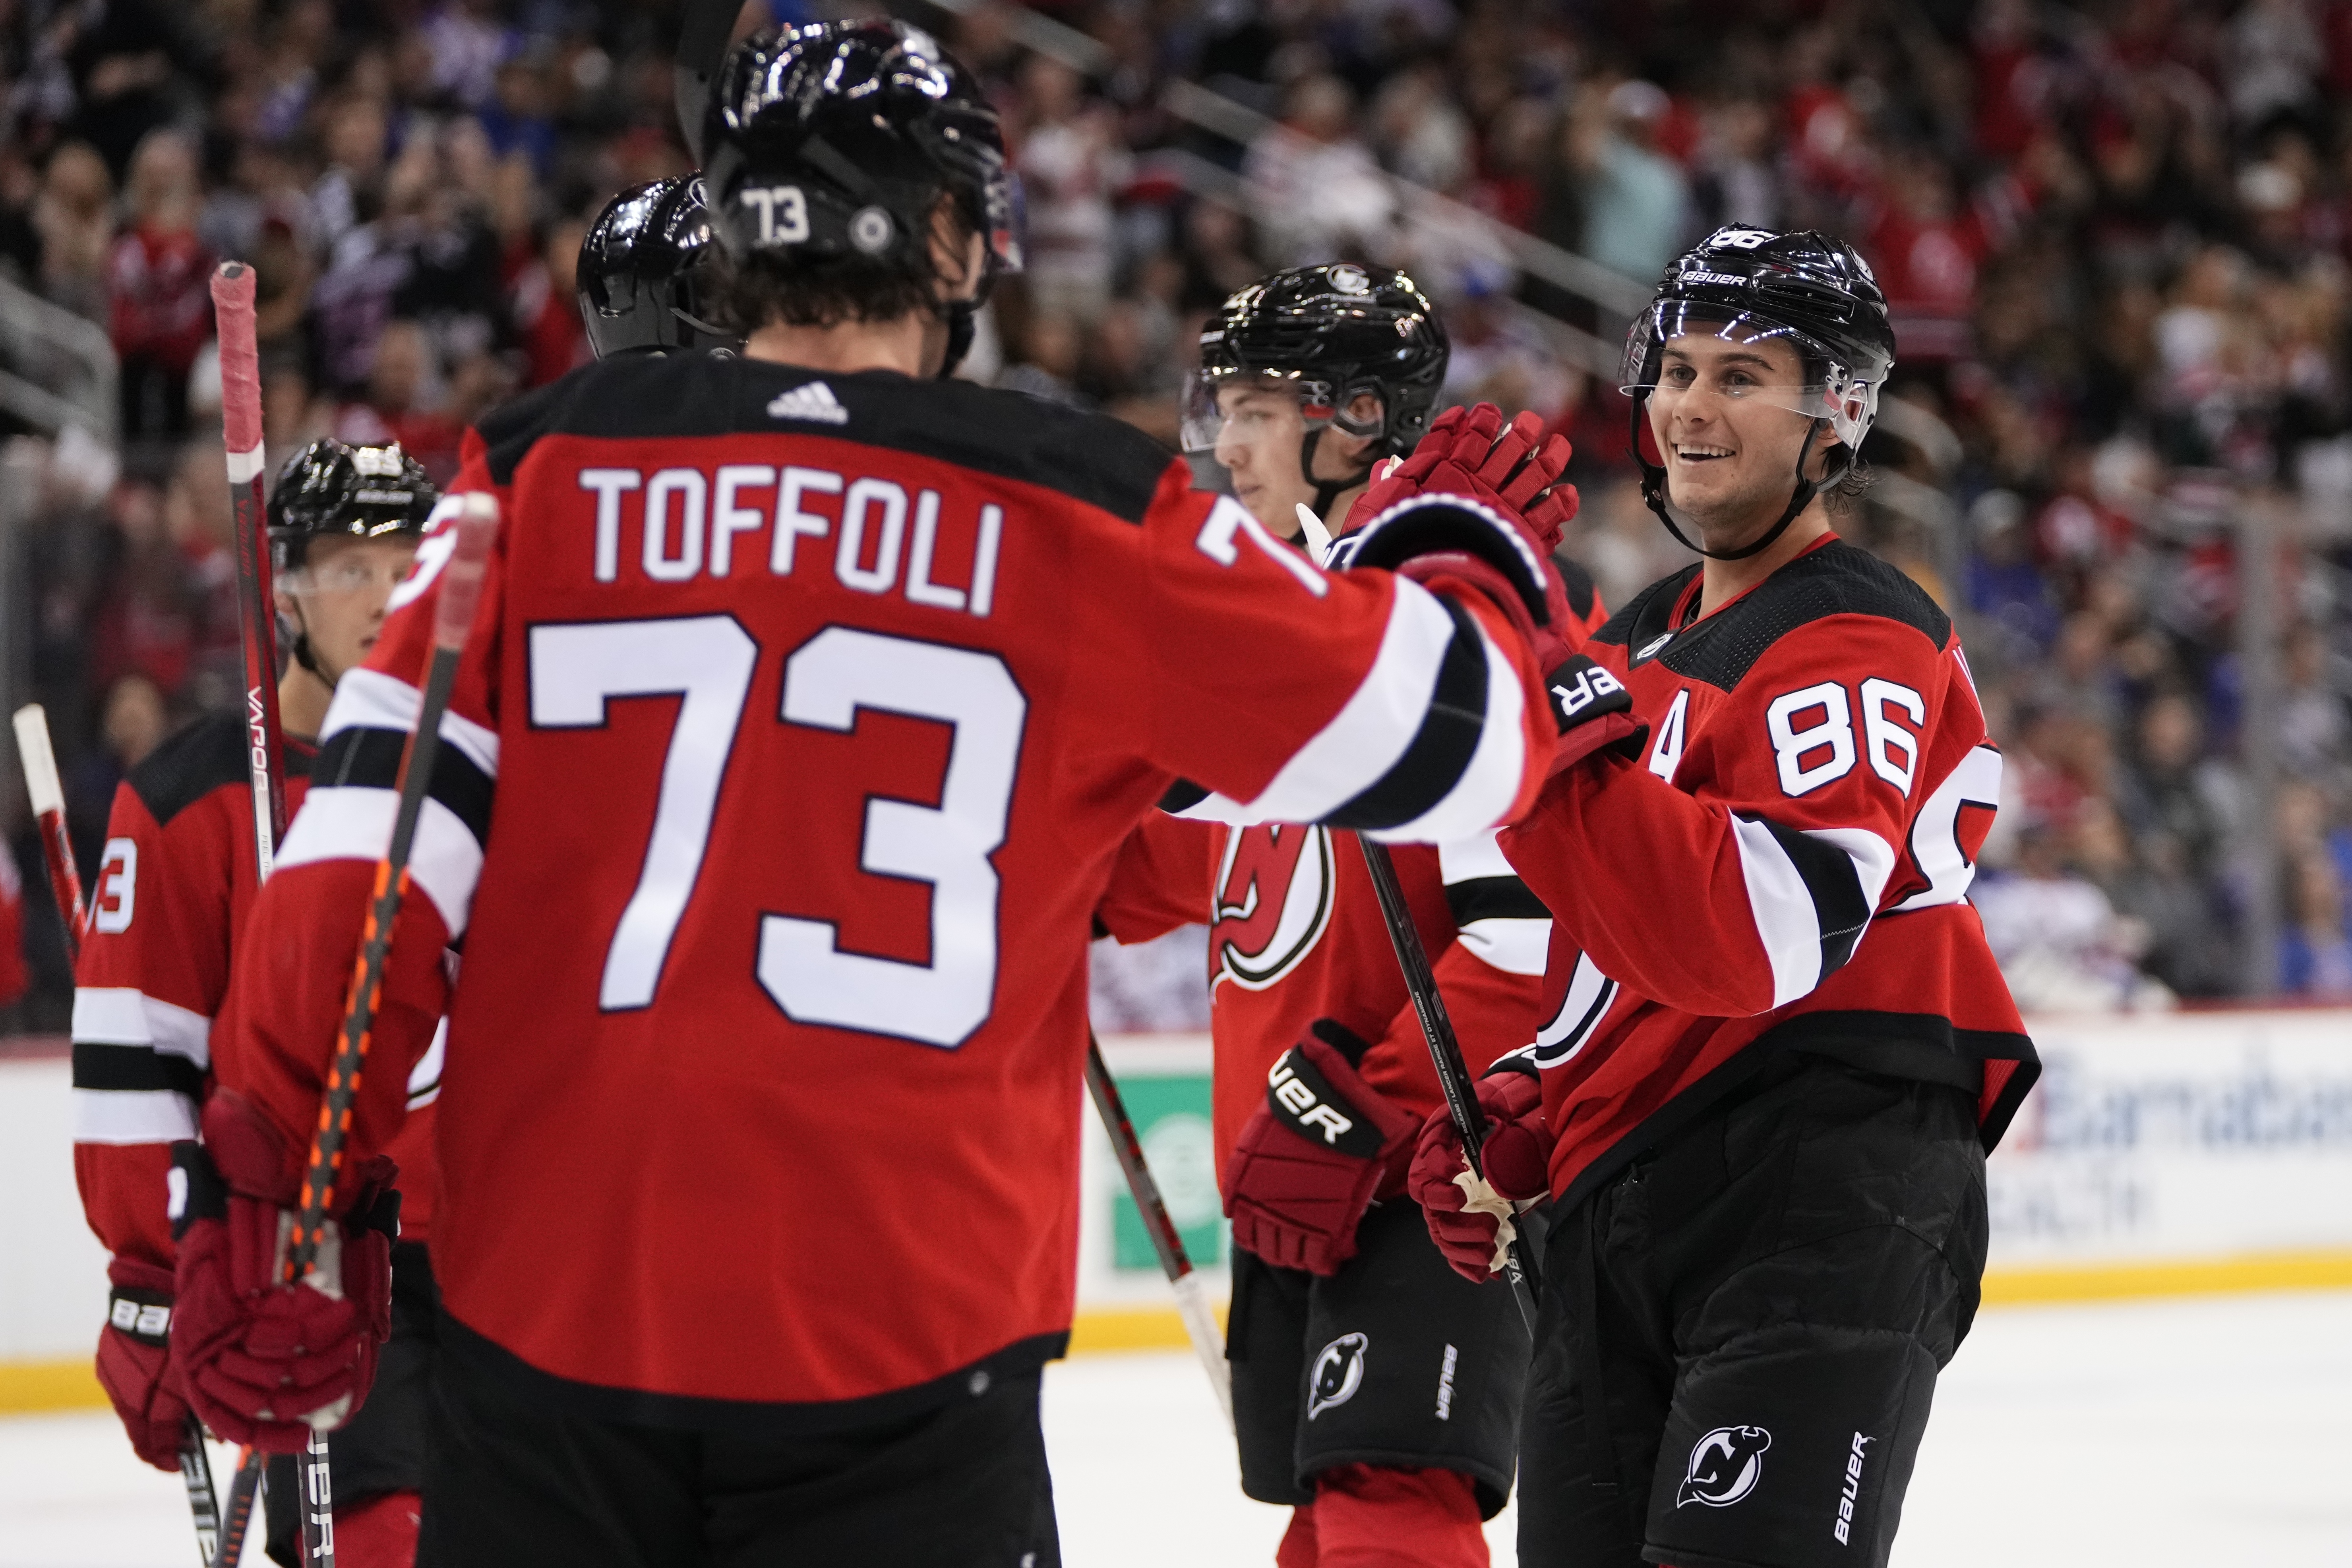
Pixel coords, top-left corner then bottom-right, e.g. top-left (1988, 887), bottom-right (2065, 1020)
top-left (574, 464), bottom-right (1005, 617)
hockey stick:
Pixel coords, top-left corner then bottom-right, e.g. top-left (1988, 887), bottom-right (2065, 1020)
top-left (274, 493), bottom-right (494, 1550)
top-left (208, 257), bottom-right (312, 1567)
top-left (13, 704), bottom-right (230, 1564)
top-left (12, 706), bottom-right (87, 961)
top-left (209, 263), bottom-right (290, 881)
top-left (1355, 839), bottom-right (1539, 1330)
top-left (1083, 1032), bottom-right (1233, 1431)
top-left (674, 0), bottom-right (741, 164)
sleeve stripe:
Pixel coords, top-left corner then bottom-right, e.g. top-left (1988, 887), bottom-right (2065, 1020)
top-left (1361, 604), bottom-right (1529, 843)
top-left (1228, 576), bottom-right (1456, 824)
top-left (1324, 592), bottom-right (1487, 830)
top-left (313, 725), bottom-right (497, 845)
top-left (72, 1087), bottom-right (197, 1145)
top-left (325, 667), bottom-right (501, 779)
top-left (1529, 950), bottom-right (1616, 1066)
top-left (72, 1041), bottom-right (204, 1098)
top-left (1730, 814), bottom-right (1877, 1007)
top-left (71, 986), bottom-right (211, 1067)
top-left (1456, 916), bottom-right (1551, 976)
top-left (278, 786), bottom-right (486, 938)
top-left (1445, 874), bottom-right (1550, 925)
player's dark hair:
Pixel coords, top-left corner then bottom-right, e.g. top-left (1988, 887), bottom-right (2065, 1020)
top-left (708, 195), bottom-right (977, 335)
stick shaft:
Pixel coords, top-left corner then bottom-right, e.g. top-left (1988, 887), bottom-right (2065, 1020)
top-left (176, 1426), bottom-right (221, 1566)
top-left (216, 1450), bottom-right (261, 1567)
top-left (14, 705), bottom-right (87, 961)
top-left (1355, 837), bottom-right (1539, 1329)
top-left (1083, 1035), bottom-right (1233, 1429)
top-left (210, 263), bottom-right (288, 875)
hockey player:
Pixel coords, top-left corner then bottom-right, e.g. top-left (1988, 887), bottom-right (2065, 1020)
top-left (1408, 227), bottom-right (2040, 1568)
top-left (1101, 266), bottom-right (1592, 1568)
top-left (576, 175), bottom-right (741, 359)
top-left (71, 439), bottom-right (439, 1567)
top-left (170, 22), bottom-right (1569, 1568)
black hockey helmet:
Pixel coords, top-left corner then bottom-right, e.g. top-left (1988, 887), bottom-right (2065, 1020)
top-left (1183, 264), bottom-right (1450, 520)
top-left (700, 20), bottom-right (1020, 375)
top-left (267, 439), bottom-right (437, 572)
top-left (1620, 226), bottom-right (1896, 560)
top-left (577, 176), bottom-right (738, 359)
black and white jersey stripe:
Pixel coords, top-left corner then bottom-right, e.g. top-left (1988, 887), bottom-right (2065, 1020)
top-left (1891, 745), bottom-right (2002, 914)
top-left (1728, 817), bottom-right (1897, 1008)
top-left (70, 986), bottom-right (209, 1144)
top-left (1439, 830), bottom-right (1550, 978)
top-left (1528, 950), bottom-right (1617, 1068)
top-left (281, 667), bottom-right (500, 938)
top-left (1164, 577), bottom-right (1529, 842)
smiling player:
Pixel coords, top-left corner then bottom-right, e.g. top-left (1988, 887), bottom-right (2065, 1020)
top-left (1409, 227), bottom-right (2039, 1568)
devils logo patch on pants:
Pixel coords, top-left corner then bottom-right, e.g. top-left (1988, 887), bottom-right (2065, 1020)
top-left (1307, 1333), bottom-right (1368, 1419)
top-left (1676, 1424), bottom-right (1770, 1508)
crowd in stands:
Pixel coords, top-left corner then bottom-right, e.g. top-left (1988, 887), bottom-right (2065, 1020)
top-left (5, 0), bottom-right (2352, 1030)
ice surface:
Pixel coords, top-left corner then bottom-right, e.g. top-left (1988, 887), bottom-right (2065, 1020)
top-left (5, 1290), bottom-right (2346, 1566)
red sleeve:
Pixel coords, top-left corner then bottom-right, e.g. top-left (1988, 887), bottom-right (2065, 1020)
top-left (1095, 813), bottom-right (1215, 946)
top-left (211, 437), bottom-right (503, 1195)
top-left (1503, 616), bottom-right (1949, 1020)
top-left (1119, 468), bottom-right (1551, 842)
top-left (72, 781), bottom-right (233, 1269)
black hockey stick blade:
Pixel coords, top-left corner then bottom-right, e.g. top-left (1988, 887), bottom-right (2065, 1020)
top-left (1356, 836), bottom-right (1539, 1330)
top-left (675, 0), bottom-right (741, 165)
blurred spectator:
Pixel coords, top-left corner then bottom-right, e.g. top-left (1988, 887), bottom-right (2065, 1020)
top-left (64, 673), bottom-right (169, 869)
top-left (108, 129), bottom-right (215, 444)
top-left (1973, 820), bottom-right (2175, 1012)
top-left (1566, 81), bottom-right (1690, 285)
top-left (2279, 852), bottom-right (2352, 997)
top-left (33, 142), bottom-right (116, 323)
top-left (1015, 56), bottom-right (1129, 323)
top-left (1242, 75), bottom-right (1395, 267)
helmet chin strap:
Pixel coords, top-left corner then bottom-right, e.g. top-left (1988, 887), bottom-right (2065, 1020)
top-left (1299, 427), bottom-right (1377, 529)
top-left (1632, 396), bottom-right (1842, 563)
top-left (938, 299), bottom-right (978, 379)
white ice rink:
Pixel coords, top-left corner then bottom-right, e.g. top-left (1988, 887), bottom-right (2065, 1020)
top-left (4, 1289), bottom-right (2347, 1567)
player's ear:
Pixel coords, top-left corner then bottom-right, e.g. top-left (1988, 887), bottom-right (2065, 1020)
top-left (928, 198), bottom-right (983, 304)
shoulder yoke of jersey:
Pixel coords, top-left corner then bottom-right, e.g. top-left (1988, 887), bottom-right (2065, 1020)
top-left (1591, 539), bottom-right (1949, 692)
top-left (474, 353), bottom-right (1174, 525)
top-left (126, 709), bottom-right (315, 829)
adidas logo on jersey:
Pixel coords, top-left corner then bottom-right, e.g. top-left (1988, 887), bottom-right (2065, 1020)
top-left (767, 382), bottom-right (850, 424)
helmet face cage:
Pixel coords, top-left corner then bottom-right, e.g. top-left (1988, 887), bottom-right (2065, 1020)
top-left (1622, 301), bottom-right (1881, 450)
top-left (1179, 369), bottom-right (1390, 455)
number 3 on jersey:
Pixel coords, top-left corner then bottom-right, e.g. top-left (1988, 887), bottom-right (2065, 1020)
top-left (528, 617), bottom-right (1026, 1048)
top-left (1765, 678), bottom-right (1924, 799)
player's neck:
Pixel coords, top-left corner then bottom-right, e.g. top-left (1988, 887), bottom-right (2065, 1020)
top-left (1695, 501), bottom-right (1833, 619)
top-left (277, 665), bottom-right (331, 744)
top-left (745, 313), bottom-right (942, 379)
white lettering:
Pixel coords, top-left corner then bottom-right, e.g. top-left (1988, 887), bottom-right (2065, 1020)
top-left (94, 838), bottom-right (137, 933)
top-left (836, 478), bottom-right (907, 595)
top-left (711, 465), bottom-right (775, 578)
top-left (772, 467), bottom-right (841, 574)
top-left (905, 490), bottom-right (966, 611)
top-left (1300, 1103), bottom-right (1354, 1142)
top-left (971, 503), bottom-right (1003, 617)
top-left (579, 468), bottom-right (642, 583)
top-left (642, 468), bottom-right (706, 582)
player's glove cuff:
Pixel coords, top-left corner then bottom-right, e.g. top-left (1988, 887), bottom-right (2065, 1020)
top-left (1543, 653), bottom-right (1647, 775)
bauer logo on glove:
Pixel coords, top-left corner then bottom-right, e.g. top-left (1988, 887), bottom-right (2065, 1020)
top-left (1265, 1044), bottom-right (1385, 1156)
top-left (1549, 660), bottom-right (1628, 726)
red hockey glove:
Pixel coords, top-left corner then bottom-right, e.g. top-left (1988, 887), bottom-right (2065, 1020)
top-left (1356, 404), bottom-right (1579, 552)
top-left (94, 1255), bottom-right (194, 1472)
top-left (1223, 1021), bottom-right (1421, 1276)
top-left (1408, 1067), bottom-right (1553, 1284)
top-left (170, 1092), bottom-right (399, 1453)
top-left (1541, 651), bottom-right (1647, 777)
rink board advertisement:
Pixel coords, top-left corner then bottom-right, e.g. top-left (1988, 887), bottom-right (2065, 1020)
top-left (4, 1016), bottom-right (2352, 1405)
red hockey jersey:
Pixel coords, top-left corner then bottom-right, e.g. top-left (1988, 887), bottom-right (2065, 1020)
top-left (1095, 560), bottom-right (1601, 1176)
top-left (70, 714), bottom-right (443, 1274)
top-left (1500, 537), bottom-right (2038, 1207)
top-left (206, 352), bottom-right (1554, 1427)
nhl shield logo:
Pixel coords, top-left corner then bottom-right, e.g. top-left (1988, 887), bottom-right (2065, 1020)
top-left (1306, 1333), bottom-right (1368, 1420)
top-left (1677, 1425), bottom-right (1772, 1508)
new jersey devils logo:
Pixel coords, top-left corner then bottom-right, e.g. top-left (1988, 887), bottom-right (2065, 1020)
top-left (1677, 1425), bottom-right (1772, 1508)
top-left (1306, 1332), bottom-right (1367, 1419)
top-left (1211, 825), bottom-right (1335, 990)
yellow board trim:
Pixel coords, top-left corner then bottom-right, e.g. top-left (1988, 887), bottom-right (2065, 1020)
top-left (0, 1358), bottom-right (102, 1413)
top-left (7, 1252), bottom-right (2348, 1412)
